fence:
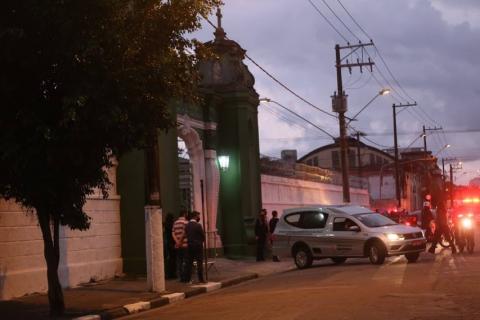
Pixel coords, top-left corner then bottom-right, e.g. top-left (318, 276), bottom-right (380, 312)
top-left (260, 155), bottom-right (367, 189)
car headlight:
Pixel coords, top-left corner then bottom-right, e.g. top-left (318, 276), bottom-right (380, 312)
top-left (386, 233), bottom-right (405, 241)
top-left (461, 218), bottom-right (473, 229)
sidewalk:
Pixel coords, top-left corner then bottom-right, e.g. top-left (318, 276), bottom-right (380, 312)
top-left (0, 258), bottom-right (294, 320)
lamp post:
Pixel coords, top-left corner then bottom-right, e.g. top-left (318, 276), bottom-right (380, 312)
top-left (347, 88), bottom-right (390, 125)
top-left (434, 144), bottom-right (451, 157)
top-left (392, 102), bottom-right (417, 208)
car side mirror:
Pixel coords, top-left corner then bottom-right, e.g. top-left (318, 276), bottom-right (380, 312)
top-left (348, 225), bottom-right (360, 232)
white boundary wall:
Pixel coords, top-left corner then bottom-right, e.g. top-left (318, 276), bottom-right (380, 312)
top-left (0, 168), bottom-right (122, 300)
top-left (261, 174), bottom-right (369, 216)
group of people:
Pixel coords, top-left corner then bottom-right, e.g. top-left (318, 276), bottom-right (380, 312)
top-left (168, 209), bottom-right (207, 284)
top-left (254, 208), bottom-right (280, 262)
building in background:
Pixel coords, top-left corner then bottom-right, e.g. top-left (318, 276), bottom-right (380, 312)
top-left (297, 137), bottom-right (396, 210)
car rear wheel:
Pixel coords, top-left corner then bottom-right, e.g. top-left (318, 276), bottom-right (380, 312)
top-left (368, 242), bottom-right (386, 265)
top-left (293, 246), bottom-right (313, 269)
top-left (331, 257), bottom-right (347, 265)
top-left (405, 252), bottom-right (420, 263)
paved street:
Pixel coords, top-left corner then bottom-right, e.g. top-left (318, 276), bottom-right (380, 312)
top-left (125, 248), bottom-right (480, 320)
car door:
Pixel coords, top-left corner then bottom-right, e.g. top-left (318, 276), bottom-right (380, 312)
top-left (332, 217), bottom-right (363, 256)
top-left (298, 211), bottom-right (330, 257)
top-left (284, 212), bottom-right (311, 248)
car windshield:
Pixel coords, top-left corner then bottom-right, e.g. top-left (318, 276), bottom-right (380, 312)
top-left (353, 213), bottom-right (397, 228)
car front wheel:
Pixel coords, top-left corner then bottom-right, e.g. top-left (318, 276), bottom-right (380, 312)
top-left (368, 242), bottom-right (386, 265)
top-left (405, 252), bottom-right (420, 263)
top-left (294, 246), bottom-right (313, 269)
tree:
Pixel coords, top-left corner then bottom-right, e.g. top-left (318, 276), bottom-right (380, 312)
top-left (0, 0), bottom-right (219, 316)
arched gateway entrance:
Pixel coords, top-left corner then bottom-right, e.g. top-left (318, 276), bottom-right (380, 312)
top-left (117, 11), bottom-right (262, 276)
top-left (177, 114), bottom-right (221, 248)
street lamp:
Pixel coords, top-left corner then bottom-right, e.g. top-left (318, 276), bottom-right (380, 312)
top-left (218, 155), bottom-right (230, 171)
top-left (347, 88), bottom-right (390, 124)
top-left (435, 144), bottom-right (451, 156)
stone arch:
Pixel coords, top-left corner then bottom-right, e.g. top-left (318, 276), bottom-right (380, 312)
top-left (177, 115), bottom-right (221, 248)
top-left (177, 118), bottom-right (205, 215)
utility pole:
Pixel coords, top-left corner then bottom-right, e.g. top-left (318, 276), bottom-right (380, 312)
top-left (449, 164), bottom-right (453, 208)
top-left (449, 161), bottom-right (463, 208)
top-left (423, 125), bottom-right (427, 152)
top-left (332, 42), bottom-right (374, 203)
top-left (356, 132), bottom-right (362, 181)
top-left (442, 158), bottom-right (445, 188)
top-left (392, 102), bottom-right (417, 208)
top-left (423, 126), bottom-right (443, 152)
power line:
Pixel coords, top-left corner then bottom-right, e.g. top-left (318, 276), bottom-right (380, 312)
top-left (361, 135), bottom-right (390, 149)
top-left (326, 0), bottom-right (421, 105)
top-left (318, 0), bottom-right (361, 42)
top-left (244, 54), bottom-right (337, 119)
top-left (306, 0), bottom-right (350, 43)
top-left (348, 125), bottom-right (391, 148)
top-left (261, 103), bottom-right (320, 133)
top-left (372, 46), bottom-right (416, 102)
top-left (336, 0), bottom-right (373, 41)
top-left (405, 133), bottom-right (424, 149)
top-left (203, 14), bottom-right (338, 120)
top-left (262, 99), bottom-right (336, 139)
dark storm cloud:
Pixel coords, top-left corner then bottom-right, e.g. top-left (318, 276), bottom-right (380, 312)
top-left (194, 0), bottom-right (480, 182)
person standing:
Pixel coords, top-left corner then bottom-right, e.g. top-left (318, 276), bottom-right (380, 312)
top-left (185, 211), bottom-right (206, 284)
top-left (255, 209), bottom-right (268, 261)
top-left (269, 210), bottom-right (280, 262)
top-left (172, 209), bottom-right (188, 282)
top-left (429, 200), bottom-right (456, 254)
top-left (164, 213), bottom-right (177, 279)
top-left (421, 196), bottom-right (434, 240)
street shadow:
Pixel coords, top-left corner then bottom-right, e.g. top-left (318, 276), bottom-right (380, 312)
top-left (0, 299), bottom-right (97, 320)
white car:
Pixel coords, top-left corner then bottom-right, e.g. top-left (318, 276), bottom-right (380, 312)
top-left (272, 205), bottom-right (427, 269)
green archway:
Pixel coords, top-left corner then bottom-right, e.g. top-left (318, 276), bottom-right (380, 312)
top-left (117, 13), bottom-right (262, 274)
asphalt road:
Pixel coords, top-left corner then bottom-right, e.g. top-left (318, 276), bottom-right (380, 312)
top-left (125, 247), bottom-right (480, 320)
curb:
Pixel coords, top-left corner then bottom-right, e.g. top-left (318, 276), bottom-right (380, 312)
top-left (73, 274), bottom-right (259, 320)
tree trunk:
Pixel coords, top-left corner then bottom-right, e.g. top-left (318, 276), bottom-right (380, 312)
top-left (38, 212), bottom-right (65, 316)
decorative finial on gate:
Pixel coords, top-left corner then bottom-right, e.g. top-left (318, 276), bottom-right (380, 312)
top-left (214, 6), bottom-right (226, 40)
top-left (216, 7), bottom-right (222, 29)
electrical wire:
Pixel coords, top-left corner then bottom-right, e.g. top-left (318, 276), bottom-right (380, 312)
top-left (244, 54), bottom-right (337, 119)
top-left (336, 0), bottom-right (373, 41)
top-left (330, 0), bottom-right (421, 105)
top-left (261, 103), bottom-right (320, 134)
top-left (263, 99), bottom-right (336, 139)
top-left (306, 0), bottom-right (350, 43)
top-left (318, 0), bottom-right (361, 42)
top-left (202, 15), bottom-right (338, 120)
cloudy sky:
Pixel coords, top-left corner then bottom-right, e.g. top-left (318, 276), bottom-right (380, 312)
top-left (193, 0), bottom-right (480, 184)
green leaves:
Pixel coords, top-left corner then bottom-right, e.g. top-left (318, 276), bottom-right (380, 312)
top-left (0, 0), bottom-right (220, 227)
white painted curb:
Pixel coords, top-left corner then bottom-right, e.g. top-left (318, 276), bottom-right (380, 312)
top-left (123, 301), bottom-right (151, 314)
top-left (193, 282), bottom-right (222, 292)
top-left (162, 292), bottom-right (186, 303)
